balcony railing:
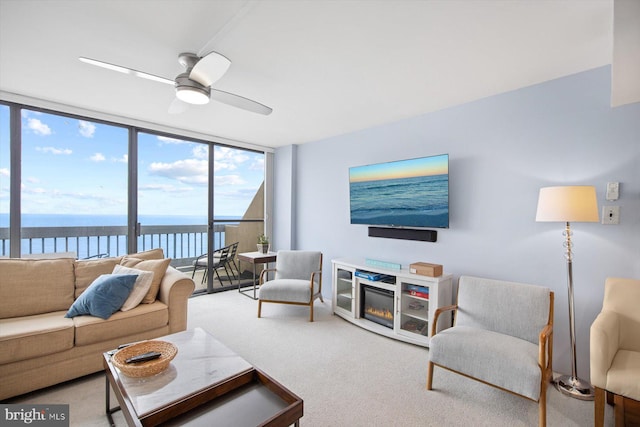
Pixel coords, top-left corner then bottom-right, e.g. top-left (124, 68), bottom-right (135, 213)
top-left (0, 222), bottom-right (240, 267)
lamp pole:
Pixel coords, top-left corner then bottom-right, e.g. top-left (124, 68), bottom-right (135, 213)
top-left (554, 221), bottom-right (594, 400)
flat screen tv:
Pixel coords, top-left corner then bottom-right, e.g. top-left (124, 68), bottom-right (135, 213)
top-left (349, 154), bottom-right (449, 229)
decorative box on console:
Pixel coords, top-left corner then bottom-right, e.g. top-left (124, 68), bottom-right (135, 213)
top-left (409, 262), bottom-right (443, 277)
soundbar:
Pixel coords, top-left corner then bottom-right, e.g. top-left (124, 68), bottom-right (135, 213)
top-left (368, 227), bottom-right (437, 242)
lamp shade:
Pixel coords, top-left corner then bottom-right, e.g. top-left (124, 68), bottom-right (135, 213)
top-left (535, 186), bottom-right (599, 222)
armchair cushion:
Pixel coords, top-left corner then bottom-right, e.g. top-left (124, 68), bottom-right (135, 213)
top-left (274, 250), bottom-right (321, 281)
top-left (455, 276), bottom-right (551, 345)
top-left (259, 279), bottom-right (314, 303)
top-left (606, 350), bottom-right (640, 400)
top-left (429, 325), bottom-right (542, 400)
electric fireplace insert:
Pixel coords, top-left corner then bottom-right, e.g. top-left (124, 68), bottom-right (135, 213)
top-left (361, 285), bottom-right (394, 329)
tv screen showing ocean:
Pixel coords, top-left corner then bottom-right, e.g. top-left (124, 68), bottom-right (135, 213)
top-left (349, 174), bottom-right (449, 228)
top-left (0, 214), bottom-right (241, 259)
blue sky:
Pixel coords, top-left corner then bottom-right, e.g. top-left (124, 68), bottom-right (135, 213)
top-left (350, 154), bottom-right (448, 183)
top-left (0, 106), bottom-right (264, 220)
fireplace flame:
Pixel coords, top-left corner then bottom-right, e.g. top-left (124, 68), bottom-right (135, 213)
top-left (365, 306), bottom-right (393, 320)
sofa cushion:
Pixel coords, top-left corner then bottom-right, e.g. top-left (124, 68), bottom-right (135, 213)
top-left (72, 301), bottom-right (169, 346)
top-left (130, 248), bottom-right (165, 260)
top-left (74, 257), bottom-right (123, 298)
top-left (0, 311), bottom-right (74, 364)
top-left (429, 325), bottom-right (541, 400)
top-left (65, 274), bottom-right (138, 319)
top-left (120, 257), bottom-right (171, 303)
top-left (113, 265), bottom-right (154, 311)
top-left (0, 258), bottom-right (75, 319)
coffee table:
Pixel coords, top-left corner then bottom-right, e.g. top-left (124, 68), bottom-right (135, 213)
top-left (104, 328), bottom-right (302, 426)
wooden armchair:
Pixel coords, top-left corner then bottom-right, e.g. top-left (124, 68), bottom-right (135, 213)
top-left (257, 250), bottom-right (323, 321)
top-left (591, 277), bottom-right (640, 427)
top-left (427, 276), bottom-right (554, 427)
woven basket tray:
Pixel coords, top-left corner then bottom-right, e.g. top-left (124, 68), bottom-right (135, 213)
top-left (112, 340), bottom-right (178, 378)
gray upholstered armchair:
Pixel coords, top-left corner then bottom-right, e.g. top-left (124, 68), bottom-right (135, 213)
top-left (257, 250), bottom-right (323, 321)
top-left (427, 276), bottom-right (554, 427)
top-left (590, 277), bottom-right (640, 427)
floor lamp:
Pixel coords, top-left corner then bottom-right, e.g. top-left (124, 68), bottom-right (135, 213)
top-left (535, 185), bottom-right (599, 400)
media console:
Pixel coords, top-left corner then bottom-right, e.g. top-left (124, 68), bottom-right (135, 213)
top-left (331, 258), bottom-right (453, 347)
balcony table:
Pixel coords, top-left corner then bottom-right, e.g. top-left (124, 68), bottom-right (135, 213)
top-left (237, 251), bottom-right (277, 300)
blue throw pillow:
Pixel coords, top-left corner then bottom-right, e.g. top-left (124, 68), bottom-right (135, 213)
top-left (65, 274), bottom-right (138, 319)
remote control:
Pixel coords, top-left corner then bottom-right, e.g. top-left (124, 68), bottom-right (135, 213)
top-left (125, 351), bottom-right (162, 364)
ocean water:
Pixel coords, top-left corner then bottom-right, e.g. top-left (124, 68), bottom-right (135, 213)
top-left (0, 214), bottom-right (242, 259)
top-left (1, 214), bottom-right (211, 227)
top-left (349, 174), bottom-right (449, 228)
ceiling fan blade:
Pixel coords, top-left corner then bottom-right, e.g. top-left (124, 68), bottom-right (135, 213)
top-left (168, 97), bottom-right (189, 115)
top-left (79, 57), bottom-right (174, 85)
top-left (210, 88), bottom-right (272, 115)
top-left (189, 51), bottom-right (231, 87)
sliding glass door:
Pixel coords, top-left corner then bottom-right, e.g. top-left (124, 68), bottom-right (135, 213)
top-left (137, 132), bottom-right (209, 287)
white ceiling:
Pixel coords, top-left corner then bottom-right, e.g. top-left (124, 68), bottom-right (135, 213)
top-left (0, 0), bottom-right (613, 149)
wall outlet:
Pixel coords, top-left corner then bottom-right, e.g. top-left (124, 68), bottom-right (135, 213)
top-left (602, 206), bottom-right (620, 225)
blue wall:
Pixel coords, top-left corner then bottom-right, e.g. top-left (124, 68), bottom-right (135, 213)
top-left (274, 66), bottom-right (640, 379)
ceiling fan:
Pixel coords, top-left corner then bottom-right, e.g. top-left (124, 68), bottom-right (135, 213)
top-left (79, 51), bottom-right (272, 115)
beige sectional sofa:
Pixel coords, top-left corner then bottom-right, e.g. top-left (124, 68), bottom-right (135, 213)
top-left (0, 249), bottom-right (195, 400)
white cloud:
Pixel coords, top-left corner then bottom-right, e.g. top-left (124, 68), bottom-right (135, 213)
top-left (26, 176), bottom-right (40, 184)
top-left (213, 146), bottom-right (251, 172)
top-left (140, 183), bottom-right (190, 193)
top-left (113, 154), bottom-right (128, 163)
top-left (36, 146), bottom-right (72, 155)
top-left (78, 120), bottom-right (96, 138)
top-left (214, 175), bottom-right (245, 186)
top-left (157, 136), bottom-right (187, 144)
top-left (192, 145), bottom-right (208, 159)
top-left (91, 153), bottom-right (106, 162)
top-left (0, 168), bottom-right (8, 177)
top-left (27, 118), bottom-right (52, 136)
top-left (22, 186), bottom-right (47, 194)
top-left (250, 157), bottom-right (265, 170)
top-left (148, 159), bottom-right (208, 185)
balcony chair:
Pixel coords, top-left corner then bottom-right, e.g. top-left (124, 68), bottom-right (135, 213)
top-left (591, 277), bottom-right (640, 427)
top-left (257, 250), bottom-right (323, 322)
top-left (427, 276), bottom-right (554, 427)
top-left (226, 242), bottom-right (240, 282)
top-left (191, 244), bottom-right (236, 286)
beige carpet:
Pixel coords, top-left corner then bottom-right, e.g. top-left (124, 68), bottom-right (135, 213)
top-left (8, 290), bottom-right (613, 426)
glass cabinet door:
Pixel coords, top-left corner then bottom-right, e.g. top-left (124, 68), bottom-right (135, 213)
top-left (335, 268), bottom-right (354, 315)
top-left (398, 281), bottom-right (430, 337)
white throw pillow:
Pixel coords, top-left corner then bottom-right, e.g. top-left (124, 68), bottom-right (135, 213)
top-left (113, 264), bottom-right (154, 311)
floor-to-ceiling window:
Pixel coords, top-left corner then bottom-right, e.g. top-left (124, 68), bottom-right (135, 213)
top-left (0, 104), bottom-right (10, 254)
top-left (0, 100), bottom-right (268, 294)
top-left (19, 109), bottom-right (128, 258)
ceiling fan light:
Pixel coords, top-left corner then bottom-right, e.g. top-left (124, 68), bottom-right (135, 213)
top-left (176, 86), bottom-right (210, 105)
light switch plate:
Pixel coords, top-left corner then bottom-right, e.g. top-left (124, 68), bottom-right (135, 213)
top-left (606, 182), bottom-right (619, 201)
